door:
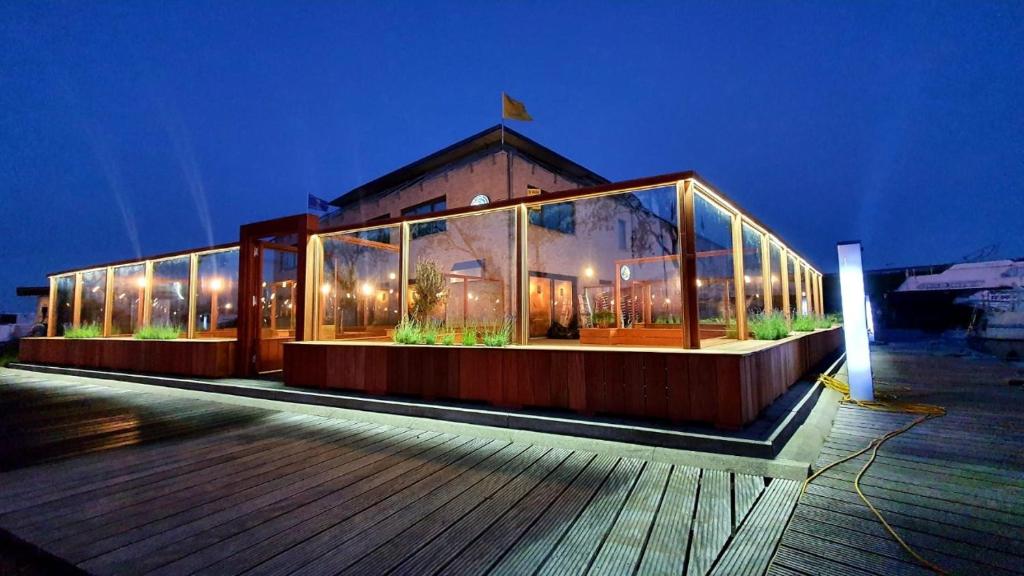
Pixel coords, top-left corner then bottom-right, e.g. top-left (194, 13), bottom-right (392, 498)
top-left (257, 243), bottom-right (298, 373)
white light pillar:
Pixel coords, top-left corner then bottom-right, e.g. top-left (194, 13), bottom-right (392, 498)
top-left (837, 241), bottom-right (873, 401)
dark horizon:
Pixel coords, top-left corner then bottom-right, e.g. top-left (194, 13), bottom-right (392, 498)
top-left (2, 1), bottom-right (1022, 312)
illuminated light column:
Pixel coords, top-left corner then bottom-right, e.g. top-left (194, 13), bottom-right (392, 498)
top-left (837, 241), bottom-right (873, 401)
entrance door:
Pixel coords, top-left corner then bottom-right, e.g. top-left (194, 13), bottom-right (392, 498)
top-left (236, 214), bottom-right (318, 377)
top-left (258, 243), bottom-right (298, 372)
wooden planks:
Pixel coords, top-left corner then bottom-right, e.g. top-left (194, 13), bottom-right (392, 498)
top-left (19, 337), bottom-right (237, 378)
top-left (770, 343), bottom-right (1024, 576)
top-left (0, 368), bottom-right (805, 576)
top-left (284, 326), bottom-right (843, 429)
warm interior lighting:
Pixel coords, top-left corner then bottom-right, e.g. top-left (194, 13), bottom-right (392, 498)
top-left (135, 276), bottom-right (147, 289)
top-left (696, 278), bottom-right (703, 287)
top-left (320, 283), bottom-right (331, 295)
top-left (584, 266), bottom-right (594, 279)
top-left (209, 277), bottom-right (224, 292)
top-left (743, 275), bottom-right (751, 284)
top-left (224, 303), bottom-right (232, 310)
top-left (388, 272), bottom-right (397, 280)
top-left (360, 282), bottom-right (374, 297)
top-left (771, 275), bottom-right (778, 284)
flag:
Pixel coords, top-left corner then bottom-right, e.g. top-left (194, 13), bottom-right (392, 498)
top-left (308, 194), bottom-right (331, 212)
top-left (502, 92), bottom-right (533, 121)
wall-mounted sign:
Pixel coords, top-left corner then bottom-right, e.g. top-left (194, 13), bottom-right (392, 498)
top-left (470, 194), bottom-right (490, 206)
top-left (620, 265), bottom-right (631, 281)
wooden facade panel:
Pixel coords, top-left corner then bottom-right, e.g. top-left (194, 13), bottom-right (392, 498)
top-left (18, 328), bottom-right (840, 428)
top-left (19, 338), bottom-right (237, 378)
top-left (281, 327), bottom-right (841, 429)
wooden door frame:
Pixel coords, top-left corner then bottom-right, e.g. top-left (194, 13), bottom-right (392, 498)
top-left (237, 214), bottom-right (319, 377)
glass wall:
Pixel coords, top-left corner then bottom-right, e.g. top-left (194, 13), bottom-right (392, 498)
top-left (769, 243), bottom-right (784, 314)
top-left (53, 275), bottom-right (75, 336)
top-left (741, 223), bottom-right (764, 317)
top-left (110, 264), bottom-right (146, 335)
top-left (318, 226), bottom-right (401, 340)
top-left (407, 208), bottom-right (516, 331)
top-left (527, 185), bottom-right (680, 344)
top-left (195, 248), bottom-right (239, 338)
top-left (151, 257), bottom-right (190, 335)
top-left (802, 264), bottom-right (811, 313)
top-left (47, 177), bottom-right (824, 349)
top-left (787, 255), bottom-right (799, 319)
top-left (695, 192), bottom-right (737, 343)
top-left (79, 269), bottom-right (107, 329)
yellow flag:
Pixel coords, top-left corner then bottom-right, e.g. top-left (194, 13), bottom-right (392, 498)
top-left (502, 92), bottom-right (533, 121)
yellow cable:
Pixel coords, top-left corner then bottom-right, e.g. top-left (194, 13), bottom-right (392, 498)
top-left (801, 372), bottom-right (948, 575)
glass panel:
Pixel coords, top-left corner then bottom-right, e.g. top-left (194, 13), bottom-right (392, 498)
top-left (527, 185), bottom-right (681, 346)
top-left (54, 275), bottom-right (75, 336)
top-left (770, 243), bottom-right (784, 313)
top-left (318, 226), bottom-right (401, 340)
top-left (110, 263), bottom-right (146, 336)
top-left (802, 264), bottom-right (811, 316)
top-left (262, 248), bottom-right (298, 338)
top-left (695, 193), bottom-right (737, 343)
top-left (151, 257), bottom-right (190, 335)
top-left (407, 209), bottom-right (516, 333)
top-left (741, 223), bottom-right (765, 317)
top-left (79, 269), bottom-right (107, 329)
top-left (195, 249), bottom-right (239, 338)
top-left (788, 256), bottom-right (799, 319)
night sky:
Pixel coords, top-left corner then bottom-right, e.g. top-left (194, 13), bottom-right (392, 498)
top-left (2, 1), bottom-right (1022, 312)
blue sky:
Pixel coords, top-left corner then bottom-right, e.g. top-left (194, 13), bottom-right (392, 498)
top-left (1, 1), bottom-right (1022, 311)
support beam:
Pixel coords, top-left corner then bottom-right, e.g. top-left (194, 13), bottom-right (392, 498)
top-left (731, 214), bottom-right (748, 340)
top-left (678, 180), bottom-right (700, 348)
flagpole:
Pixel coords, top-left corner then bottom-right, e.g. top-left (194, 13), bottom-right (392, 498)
top-left (500, 92), bottom-right (505, 147)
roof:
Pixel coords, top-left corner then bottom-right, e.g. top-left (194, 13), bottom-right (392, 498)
top-left (16, 286), bottom-right (48, 297)
top-left (329, 125), bottom-right (608, 208)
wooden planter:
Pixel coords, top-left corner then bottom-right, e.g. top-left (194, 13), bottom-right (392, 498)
top-left (284, 327), bottom-right (843, 429)
top-left (19, 337), bottom-right (237, 378)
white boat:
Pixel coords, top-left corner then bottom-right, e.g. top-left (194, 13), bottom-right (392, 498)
top-left (896, 260), bottom-right (1024, 357)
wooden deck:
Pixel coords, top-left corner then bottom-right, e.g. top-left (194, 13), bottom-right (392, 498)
top-left (0, 368), bottom-right (801, 576)
top-left (770, 342), bottom-right (1024, 575)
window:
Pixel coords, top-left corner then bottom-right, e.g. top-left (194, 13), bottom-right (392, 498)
top-left (617, 219), bottom-right (627, 250)
top-left (403, 197), bottom-right (447, 238)
top-left (528, 203), bottom-right (576, 235)
top-left (363, 214), bottom-right (392, 244)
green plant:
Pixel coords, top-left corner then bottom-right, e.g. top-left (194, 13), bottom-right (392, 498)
top-left (791, 315), bottom-right (816, 332)
top-left (699, 316), bottom-right (725, 325)
top-left (654, 314), bottom-right (680, 325)
top-left (481, 318), bottom-right (514, 347)
top-left (420, 322), bottom-right (438, 345)
top-left (410, 259), bottom-right (447, 322)
top-left (134, 325), bottom-right (181, 340)
top-left (814, 315), bottom-right (833, 329)
top-left (592, 310), bottom-right (615, 327)
top-left (461, 326), bottom-right (478, 346)
top-left (749, 312), bottom-right (790, 340)
top-left (441, 331), bottom-right (456, 346)
top-left (724, 319), bottom-right (739, 339)
top-left (827, 312), bottom-right (843, 326)
top-left (64, 323), bottom-right (103, 339)
top-left (393, 318), bottom-right (421, 344)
